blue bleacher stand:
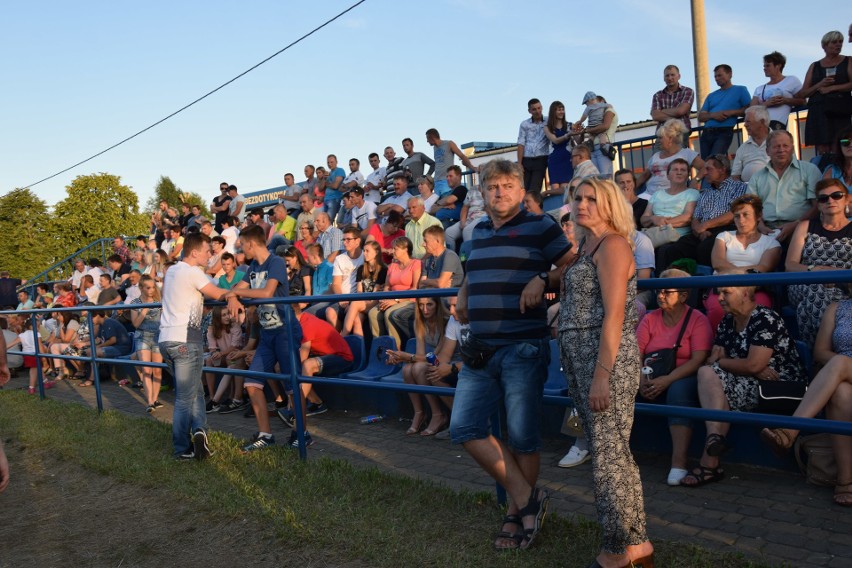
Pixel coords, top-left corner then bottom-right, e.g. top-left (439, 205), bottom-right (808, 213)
top-left (343, 335), bottom-right (366, 374)
top-left (379, 338), bottom-right (417, 384)
top-left (341, 335), bottom-right (399, 381)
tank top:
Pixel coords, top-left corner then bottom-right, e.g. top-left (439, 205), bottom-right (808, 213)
top-left (433, 141), bottom-right (453, 183)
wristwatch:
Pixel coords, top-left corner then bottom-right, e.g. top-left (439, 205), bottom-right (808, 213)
top-left (807, 265), bottom-right (815, 272)
top-left (537, 272), bottom-right (548, 282)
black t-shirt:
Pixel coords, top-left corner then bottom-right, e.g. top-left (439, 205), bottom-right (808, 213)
top-left (450, 184), bottom-right (468, 205)
top-left (0, 277), bottom-right (21, 308)
top-left (632, 198), bottom-right (648, 230)
top-left (213, 194), bottom-right (233, 230)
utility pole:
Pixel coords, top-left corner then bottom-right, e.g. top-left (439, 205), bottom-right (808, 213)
top-left (691, 0), bottom-right (710, 118)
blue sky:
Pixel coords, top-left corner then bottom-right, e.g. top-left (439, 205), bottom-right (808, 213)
top-left (1, 1), bottom-right (846, 208)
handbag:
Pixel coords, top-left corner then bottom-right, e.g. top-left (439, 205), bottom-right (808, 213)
top-left (756, 380), bottom-right (807, 415)
top-left (642, 225), bottom-right (680, 248)
top-left (794, 433), bottom-right (837, 487)
top-left (458, 327), bottom-right (497, 370)
top-left (643, 308), bottom-right (692, 379)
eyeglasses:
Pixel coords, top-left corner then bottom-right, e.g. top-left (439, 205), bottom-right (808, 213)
top-left (300, 226), bottom-right (310, 231)
top-left (342, 237), bottom-right (358, 242)
top-left (654, 289), bottom-right (683, 296)
top-left (840, 139), bottom-right (851, 148)
top-left (817, 191), bottom-right (847, 204)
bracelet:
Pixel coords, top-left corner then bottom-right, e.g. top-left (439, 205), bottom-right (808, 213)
top-left (410, 354), bottom-right (415, 363)
top-left (596, 359), bottom-right (612, 374)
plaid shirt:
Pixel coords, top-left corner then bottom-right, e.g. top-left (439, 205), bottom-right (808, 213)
top-left (694, 177), bottom-right (747, 222)
top-left (651, 85), bottom-right (695, 130)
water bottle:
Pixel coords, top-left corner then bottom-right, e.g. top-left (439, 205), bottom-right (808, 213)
top-left (359, 414), bottom-right (385, 425)
top-left (425, 352), bottom-right (439, 366)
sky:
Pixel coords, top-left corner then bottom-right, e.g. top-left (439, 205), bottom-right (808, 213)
top-left (1, 1), bottom-right (847, 209)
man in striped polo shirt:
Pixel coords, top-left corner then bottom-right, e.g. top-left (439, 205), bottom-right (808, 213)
top-left (451, 159), bottom-right (573, 550)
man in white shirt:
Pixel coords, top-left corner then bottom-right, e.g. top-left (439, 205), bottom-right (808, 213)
top-left (280, 173), bottom-right (304, 215)
top-left (221, 216), bottom-right (240, 254)
top-left (363, 152), bottom-right (386, 202)
top-left (323, 227), bottom-right (365, 329)
top-left (376, 177), bottom-right (412, 220)
top-left (159, 233), bottom-right (231, 461)
top-left (349, 187), bottom-right (377, 238)
top-left (731, 106), bottom-right (771, 182)
top-left (69, 259), bottom-right (88, 291)
top-left (342, 158), bottom-right (365, 193)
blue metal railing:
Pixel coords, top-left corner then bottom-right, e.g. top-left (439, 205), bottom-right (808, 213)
top-left (4, 271), bottom-right (851, 460)
top-left (19, 238), bottom-right (114, 293)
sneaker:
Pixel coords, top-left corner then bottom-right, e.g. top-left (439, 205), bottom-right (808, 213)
top-left (205, 400), bottom-right (221, 413)
top-left (43, 380), bottom-right (56, 390)
top-left (193, 429), bottom-right (213, 460)
top-left (286, 430), bottom-right (314, 449)
top-left (558, 446), bottom-right (591, 468)
top-left (219, 399), bottom-right (249, 414)
top-left (176, 449), bottom-right (196, 460)
top-left (277, 407), bottom-right (295, 428)
top-left (306, 402), bottom-right (328, 417)
top-left (153, 400), bottom-right (164, 409)
top-left (132, 381), bottom-right (144, 389)
top-left (241, 433), bottom-right (275, 453)
top-left (667, 467), bottom-right (689, 486)
top-left (145, 405), bottom-right (155, 414)
top-left (118, 379), bottom-right (131, 386)
top-left (27, 387), bottom-right (36, 395)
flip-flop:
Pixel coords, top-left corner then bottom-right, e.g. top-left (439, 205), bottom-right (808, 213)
top-left (78, 380), bottom-right (93, 387)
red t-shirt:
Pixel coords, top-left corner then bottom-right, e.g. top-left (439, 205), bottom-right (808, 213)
top-left (367, 224), bottom-right (405, 264)
top-left (298, 312), bottom-right (353, 361)
top-left (636, 308), bottom-right (713, 368)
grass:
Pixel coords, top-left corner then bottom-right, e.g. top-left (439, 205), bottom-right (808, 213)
top-left (0, 391), bottom-right (776, 567)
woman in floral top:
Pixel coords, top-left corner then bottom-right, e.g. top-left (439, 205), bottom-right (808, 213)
top-left (682, 284), bottom-right (805, 487)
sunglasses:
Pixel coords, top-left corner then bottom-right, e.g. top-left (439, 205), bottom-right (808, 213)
top-left (840, 139), bottom-right (851, 148)
top-left (817, 191), bottom-right (846, 204)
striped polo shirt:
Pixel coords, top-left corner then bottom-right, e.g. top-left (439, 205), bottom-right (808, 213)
top-left (466, 210), bottom-right (570, 344)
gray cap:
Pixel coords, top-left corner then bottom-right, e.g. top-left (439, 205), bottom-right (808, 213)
top-left (582, 91), bottom-right (597, 104)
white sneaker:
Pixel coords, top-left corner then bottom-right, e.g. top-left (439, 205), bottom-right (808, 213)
top-left (558, 445), bottom-right (590, 468)
top-left (667, 467), bottom-right (688, 486)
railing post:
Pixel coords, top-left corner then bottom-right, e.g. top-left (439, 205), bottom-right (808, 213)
top-left (85, 310), bottom-right (104, 413)
top-left (30, 313), bottom-right (46, 399)
top-left (285, 306), bottom-right (308, 460)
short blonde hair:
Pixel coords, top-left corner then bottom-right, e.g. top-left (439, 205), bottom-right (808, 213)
top-left (657, 119), bottom-right (688, 146)
top-left (570, 178), bottom-right (635, 248)
top-left (822, 30), bottom-right (843, 47)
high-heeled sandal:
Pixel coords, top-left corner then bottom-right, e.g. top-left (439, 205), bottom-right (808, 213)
top-left (406, 411), bottom-right (425, 435)
top-left (760, 428), bottom-right (796, 459)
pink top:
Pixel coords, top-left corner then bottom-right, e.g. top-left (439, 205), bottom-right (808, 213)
top-left (207, 324), bottom-right (244, 353)
top-left (386, 259), bottom-right (421, 292)
top-left (636, 308), bottom-right (713, 368)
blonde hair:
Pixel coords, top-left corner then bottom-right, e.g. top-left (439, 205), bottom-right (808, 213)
top-left (570, 178), bottom-right (636, 249)
top-left (657, 118), bottom-right (688, 146)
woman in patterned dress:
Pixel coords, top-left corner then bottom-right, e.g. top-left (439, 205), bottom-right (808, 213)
top-left (682, 284), bottom-right (805, 487)
top-left (786, 179), bottom-right (852, 346)
top-left (558, 178), bottom-right (653, 568)
top-left (761, 287), bottom-right (852, 506)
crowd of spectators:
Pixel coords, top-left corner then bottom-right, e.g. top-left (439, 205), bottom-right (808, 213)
top-left (2, 26), bottom-right (851, 503)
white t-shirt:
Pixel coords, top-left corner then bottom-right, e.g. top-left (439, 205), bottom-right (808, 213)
top-left (422, 194), bottom-right (439, 213)
top-left (641, 148), bottom-right (700, 199)
top-left (332, 252), bottom-right (364, 294)
top-left (70, 268), bottom-right (87, 289)
top-left (633, 231), bottom-right (655, 271)
top-left (19, 329), bottom-right (35, 353)
top-left (343, 171), bottom-right (365, 188)
top-left (445, 315), bottom-right (462, 342)
top-left (752, 76), bottom-right (803, 125)
top-left (351, 201), bottom-right (377, 231)
top-left (222, 226), bottom-right (239, 254)
top-left (159, 262), bottom-right (211, 343)
top-left (715, 231), bottom-right (781, 268)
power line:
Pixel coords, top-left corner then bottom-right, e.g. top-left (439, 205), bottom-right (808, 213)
top-left (22, 0), bottom-right (368, 189)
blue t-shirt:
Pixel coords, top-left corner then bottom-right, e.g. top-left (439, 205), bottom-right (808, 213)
top-left (700, 85), bottom-right (752, 128)
top-left (99, 317), bottom-right (133, 352)
top-left (312, 260), bottom-right (333, 295)
top-left (325, 167), bottom-right (346, 201)
top-left (242, 254), bottom-right (295, 332)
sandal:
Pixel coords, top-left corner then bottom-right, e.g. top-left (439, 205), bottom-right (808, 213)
top-left (834, 482), bottom-right (852, 507)
top-left (78, 380), bottom-right (93, 387)
top-left (493, 514), bottom-right (523, 551)
top-left (760, 428), bottom-right (796, 459)
top-left (517, 487), bottom-right (549, 550)
top-left (421, 415), bottom-right (448, 437)
top-left (705, 433), bottom-right (730, 457)
top-left (680, 465), bottom-right (724, 487)
top-left (406, 411), bottom-right (425, 435)
top-left (73, 371), bottom-right (87, 379)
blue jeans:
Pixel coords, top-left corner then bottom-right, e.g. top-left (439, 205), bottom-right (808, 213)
top-left (639, 374), bottom-right (699, 427)
top-left (433, 180), bottom-right (451, 197)
top-left (591, 147), bottom-right (613, 177)
top-left (324, 198), bottom-right (342, 223)
top-left (435, 205), bottom-right (462, 226)
top-left (699, 127), bottom-right (735, 160)
top-left (160, 341), bottom-right (206, 456)
top-left (450, 338), bottom-right (549, 453)
top-left (267, 234), bottom-right (292, 253)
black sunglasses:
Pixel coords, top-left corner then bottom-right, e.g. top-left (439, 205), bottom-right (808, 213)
top-left (817, 191), bottom-right (846, 204)
top-left (840, 139), bottom-right (851, 148)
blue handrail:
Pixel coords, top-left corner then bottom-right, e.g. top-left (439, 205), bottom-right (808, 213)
top-left (18, 237), bottom-right (114, 292)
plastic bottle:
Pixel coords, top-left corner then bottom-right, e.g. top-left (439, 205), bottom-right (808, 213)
top-left (359, 414), bottom-right (386, 424)
top-left (425, 352), bottom-right (439, 366)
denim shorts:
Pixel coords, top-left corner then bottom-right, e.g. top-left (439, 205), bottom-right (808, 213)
top-left (449, 338), bottom-right (549, 453)
top-left (135, 330), bottom-right (161, 355)
top-left (314, 354), bottom-right (354, 377)
top-left (245, 327), bottom-right (297, 389)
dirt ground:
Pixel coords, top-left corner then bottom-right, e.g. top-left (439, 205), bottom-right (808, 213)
top-left (0, 439), bottom-right (360, 568)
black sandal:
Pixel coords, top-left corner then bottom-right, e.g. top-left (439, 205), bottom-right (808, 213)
top-left (681, 465), bottom-right (724, 487)
top-left (518, 487), bottom-right (549, 550)
top-left (705, 433), bottom-right (730, 457)
top-left (493, 514), bottom-right (523, 551)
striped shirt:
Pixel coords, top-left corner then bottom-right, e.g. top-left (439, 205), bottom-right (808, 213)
top-left (694, 178), bottom-right (748, 222)
top-left (466, 210), bottom-right (571, 344)
top-left (651, 85), bottom-right (695, 130)
top-left (517, 117), bottom-right (551, 158)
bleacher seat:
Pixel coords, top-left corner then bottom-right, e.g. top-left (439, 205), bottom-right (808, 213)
top-left (379, 338), bottom-right (417, 384)
top-left (343, 335), bottom-right (366, 374)
top-left (795, 339), bottom-right (814, 379)
top-left (341, 335), bottom-right (399, 381)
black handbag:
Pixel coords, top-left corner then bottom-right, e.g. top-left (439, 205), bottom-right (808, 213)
top-left (458, 327), bottom-right (497, 370)
top-left (757, 380), bottom-right (807, 415)
top-left (643, 308), bottom-right (692, 378)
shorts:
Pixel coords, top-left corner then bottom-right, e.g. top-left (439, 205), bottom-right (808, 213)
top-left (134, 330), bottom-right (161, 354)
top-left (244, 327), bottom-right (297, 389)
top-left (314, 354), bottom-right (354, 377)
top-left (101, 345), bottom-right (132, 359)
top-left (449, 338), bottom-right (549, 453)
top-left (23, 355), bottom-right (37, 368)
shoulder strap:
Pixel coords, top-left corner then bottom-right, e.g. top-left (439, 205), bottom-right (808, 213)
top-left (673, 308), bottom-right (693, 349)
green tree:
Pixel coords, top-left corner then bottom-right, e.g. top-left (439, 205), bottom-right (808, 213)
top-left (0, 188), bottom-right (56, 279)
top-left (51, 173), bottom-right (149, 261)
top-left (146, 175), bottom-right (210, 217)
